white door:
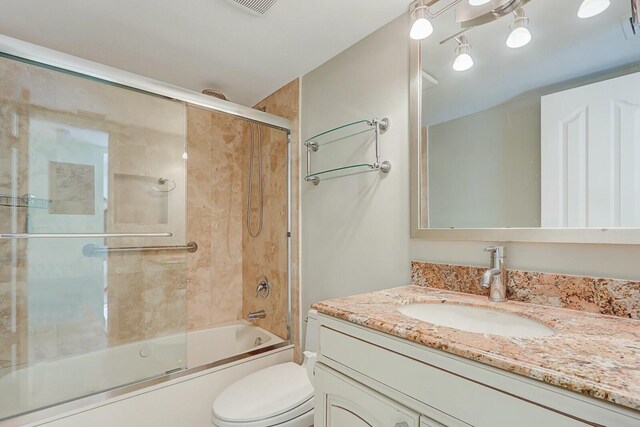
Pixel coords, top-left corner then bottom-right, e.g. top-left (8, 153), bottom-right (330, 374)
top-left (315, 364), bottom-right (421, 427)
top-left (541, 71), bottom-right (640, 227)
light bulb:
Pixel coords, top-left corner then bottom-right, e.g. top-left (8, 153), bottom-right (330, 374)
top-left (453, 36), bottom-right (474, 72)
top-left (506, 27), bottom-right (531, 48)
top-left (506, 9), bottom-right (531, 49)
top-left (453, 53), bottom-right (474, 71)
top-left (577, 0), bottom-right (610, 19)
top-left (410, 5), bottom-right (434, 40)
top-left (410, 17), bottom-right (434, 40)
top-left (469, 0), bottom-right (491, 5)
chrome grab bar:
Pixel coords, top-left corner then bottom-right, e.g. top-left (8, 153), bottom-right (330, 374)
top-left (83, 241), bottom-right (197, 257)
top-left (0, 232), bottom-right (173, 239)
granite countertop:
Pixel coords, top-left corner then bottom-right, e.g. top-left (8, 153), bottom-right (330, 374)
top-left (312, 286), bottom-right (640, 412)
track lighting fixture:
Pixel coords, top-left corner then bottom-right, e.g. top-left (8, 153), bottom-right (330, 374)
top-left (410, 0), bottom-right (607, 75)
top-left (410, 0), bottom-right (434, 40)
top-left (577, 0), bottom-right (610, 19)
top-left (453, 36), bottom-right (474, 71)
top-left (506, 8), bottom-right (531, 48)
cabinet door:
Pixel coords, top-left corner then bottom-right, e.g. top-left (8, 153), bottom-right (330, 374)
top-left (315, 364), bottom-right (420, 427)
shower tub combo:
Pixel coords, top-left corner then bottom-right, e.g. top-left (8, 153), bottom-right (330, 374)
top-left (0, 33), bottom-right (294, 427)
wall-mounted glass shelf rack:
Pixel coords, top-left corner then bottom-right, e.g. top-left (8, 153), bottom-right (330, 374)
top-left (304, 117), bottom-right (391, 185)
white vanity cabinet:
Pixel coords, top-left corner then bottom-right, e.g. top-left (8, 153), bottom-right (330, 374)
top-left (313, 314), bottom-right (640, 427)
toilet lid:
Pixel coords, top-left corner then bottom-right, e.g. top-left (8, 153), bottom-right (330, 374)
top-left (213, 362), bottom-right (314, 423)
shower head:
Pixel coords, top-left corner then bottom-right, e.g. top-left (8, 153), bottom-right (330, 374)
top-left (201, 89), bottom-right (227, 100)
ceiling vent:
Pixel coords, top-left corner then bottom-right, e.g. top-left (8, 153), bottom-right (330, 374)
top-left (224, 0), bottom-right (278, 16)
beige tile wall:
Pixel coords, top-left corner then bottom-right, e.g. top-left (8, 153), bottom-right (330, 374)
top-left (243, 79), bottom-right (301, 359)
top-left (186, 79), bottom-right (301, 361)
top-left (106, 120), bottom-right (187, 346)
top-left (186, 106), bottom-right (245, 329)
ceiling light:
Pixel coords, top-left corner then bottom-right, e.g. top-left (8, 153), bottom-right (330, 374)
top-left (410, 1), bottom-right (434, 40)
top-left (506, 8), bottom-right (531, 48)
top-left (453, 36), bottom-right (474, 72)
top-left (469, 0), bottom-right (492, 6)
top-left (577, 0), bottom-right (610, 19)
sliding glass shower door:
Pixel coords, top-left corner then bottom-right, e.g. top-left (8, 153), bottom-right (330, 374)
top-left (0, 55), bottom-right (188, 419)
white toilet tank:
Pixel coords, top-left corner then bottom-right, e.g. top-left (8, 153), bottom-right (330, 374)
top-left (304, 309), bottom-right (318, 353)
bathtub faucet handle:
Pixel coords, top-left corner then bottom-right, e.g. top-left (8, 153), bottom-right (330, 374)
top-left (255, 275), bottom-right (270, 298)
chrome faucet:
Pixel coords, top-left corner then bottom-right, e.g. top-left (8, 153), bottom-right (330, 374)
top-left (247, 310), bottom-right (266, 321)
top-left (481, 246), bottom-right (507, 302)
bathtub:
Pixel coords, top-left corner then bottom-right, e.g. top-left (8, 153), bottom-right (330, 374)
top-left (187, 320), bottom-right (283, 368)
top-left (0, 321), bottom-right (289, 426)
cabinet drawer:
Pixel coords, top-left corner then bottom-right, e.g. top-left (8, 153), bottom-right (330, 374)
top-left (319, 326), bottom-right (589, 427)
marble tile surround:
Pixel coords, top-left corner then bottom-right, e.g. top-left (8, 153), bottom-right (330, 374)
top-left (187, 78), bottom-right (301, 358)
top-left (411, 261), bottom-right (640, 319)
top-left (187, 106), bottom-right (244, 329)
top-left (243, 79), bottom-right (300, 357)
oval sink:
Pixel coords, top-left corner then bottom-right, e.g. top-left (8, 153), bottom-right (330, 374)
top-left (398, 303), bottom-right (555, 338)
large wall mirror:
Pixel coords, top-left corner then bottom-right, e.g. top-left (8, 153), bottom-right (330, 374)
top-left (410, 0), bottom-right (640, 244)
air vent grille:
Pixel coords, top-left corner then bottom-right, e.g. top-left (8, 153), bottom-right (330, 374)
top-left (225, 0), bottom-right (278, 15)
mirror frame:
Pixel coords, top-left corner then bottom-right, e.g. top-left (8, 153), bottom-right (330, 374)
top-left (408, 16), bottom-right (640, 245)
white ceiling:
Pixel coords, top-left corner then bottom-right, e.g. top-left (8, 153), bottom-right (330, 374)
top-left (0, 0), bottom-right (411, 107)
top-left (422, 0), bottom-right (640, 124)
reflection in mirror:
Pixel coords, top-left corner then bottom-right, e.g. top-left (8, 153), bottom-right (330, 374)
top-left (419, 0), bottom-right (640, 229)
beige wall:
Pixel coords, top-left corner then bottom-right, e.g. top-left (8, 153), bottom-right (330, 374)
top-left (301, 15), bottom-right (411, 317)
top-left (300, 12), bottom-right (640, 323)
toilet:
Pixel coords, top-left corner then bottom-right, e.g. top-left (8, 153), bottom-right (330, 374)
top-left (211, 310), bottom-right (318, 427)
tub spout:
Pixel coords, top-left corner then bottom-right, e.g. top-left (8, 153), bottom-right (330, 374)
top-left (247, 310), bottom-right (266, 322)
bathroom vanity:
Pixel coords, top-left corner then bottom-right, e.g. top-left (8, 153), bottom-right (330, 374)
top-left (312, 287), bottom-right (640, 427)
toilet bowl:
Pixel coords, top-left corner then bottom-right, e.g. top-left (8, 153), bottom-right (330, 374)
top-left (211, 310), bottom-right (318, 427)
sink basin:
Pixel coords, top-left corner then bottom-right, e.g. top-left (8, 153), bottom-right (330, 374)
top-left (398, 303), bottom-right (555, 338)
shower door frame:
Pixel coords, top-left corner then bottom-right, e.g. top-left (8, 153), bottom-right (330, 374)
top-left (0, 34), bottom-right (294, 426)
